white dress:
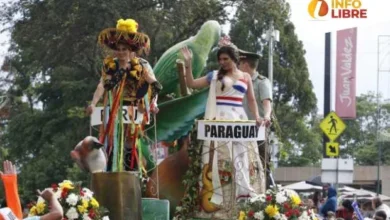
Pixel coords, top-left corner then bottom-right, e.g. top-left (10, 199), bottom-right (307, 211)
top-left (195, 71), bottom-right (265, 219)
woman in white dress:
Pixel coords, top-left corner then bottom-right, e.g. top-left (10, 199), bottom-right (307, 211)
top-left (181, 45), bottom-right (265, 219)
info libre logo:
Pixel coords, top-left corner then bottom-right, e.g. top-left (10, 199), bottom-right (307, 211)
top-left (308, 0), bottom-right (367, 19)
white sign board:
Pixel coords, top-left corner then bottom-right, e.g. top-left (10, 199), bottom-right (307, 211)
top-left (321, 158), bottom-right (354, 184)
top-left (91, 106), bottom-right (150, 126)
top-left (197, 120), bottom-right (265, 142)
top-left (0, 207), bottom-right (18, 220)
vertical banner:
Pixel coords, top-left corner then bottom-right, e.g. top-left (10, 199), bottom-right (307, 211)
top-left (335, 27), bottom-right (357, 118)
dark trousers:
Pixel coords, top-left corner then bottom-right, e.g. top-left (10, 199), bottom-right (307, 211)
top-left (257, 139), bottom-right (271, 189)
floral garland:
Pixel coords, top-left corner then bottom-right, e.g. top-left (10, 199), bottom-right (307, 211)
top-left (173, 127), bottom-right (203, 219)
top-left (239, 186), bottom-right (317, 220)
top-left (28, 180), bottom-right (109, 220)
top-left (102, 56), bottom-right (146, 92)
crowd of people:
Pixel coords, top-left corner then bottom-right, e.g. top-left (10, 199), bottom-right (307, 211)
top-left (303, 186), bottom-right (390, 220)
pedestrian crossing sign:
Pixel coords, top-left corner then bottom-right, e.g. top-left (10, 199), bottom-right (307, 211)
top-left (320, 111), bottom-right (346, 141)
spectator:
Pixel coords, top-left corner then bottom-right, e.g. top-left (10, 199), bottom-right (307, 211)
top-left (336, 199), bottom-right (354, 220)
top-left (321, 187), bottom-right (338, 217)
top-left (372, 197), bottom-right (390, 220)
top-left (313, 191), bottom-right (323, 213)
top-left (0, 160), bottom-right (63, 220)
top-left (374, 210), bottom-right (387, 220)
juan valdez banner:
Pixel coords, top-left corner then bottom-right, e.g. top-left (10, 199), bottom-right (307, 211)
top-left (335, 27), bottom-right (357, 119)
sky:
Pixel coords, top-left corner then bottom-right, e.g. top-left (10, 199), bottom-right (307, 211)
top-left (1, 0), bottom-right (390, 115)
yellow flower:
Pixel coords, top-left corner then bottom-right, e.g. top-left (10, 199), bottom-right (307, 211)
top-left (117, 19), bottom-right (138, 33)
top-left (291, 195), bottom-right (302, 206)
top-left (90, 198), bottom-right (99, 208)
top-left (59, 180), bottom-right (74, 190)
top-left (265, 205), bottom-right (279, 218)
top-left (82, 199), bottom-right (89, 208)
top-left (130, 58), bottom-right (139, 65)
top-left (104, 57), bottom-right (116, 70)
top-left (239, 211), bottom-right (246, 220)
top-left (29, 206), bottom-right (37, 216)
top-left (78, 205), bottom-right (87, 213)
top-left (130, 70), bottom-right (139, 79)
top-left (133, 64), bottom-right (142, 72)
top-left (36, 202), bottom-right (46, 214)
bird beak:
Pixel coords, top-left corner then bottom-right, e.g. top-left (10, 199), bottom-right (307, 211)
top-left (92, 140), bottom-right (104, 149)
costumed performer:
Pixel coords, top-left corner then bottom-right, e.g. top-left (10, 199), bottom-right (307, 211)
top-left (95, 18), bottom-right (162, 173)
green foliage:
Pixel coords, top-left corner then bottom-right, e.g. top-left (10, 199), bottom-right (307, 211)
top-left (174, 129), bottom-right (202, 219)
top-left (340, 92), bottom-right (390, 165)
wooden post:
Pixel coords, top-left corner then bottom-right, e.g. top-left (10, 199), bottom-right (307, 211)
top-left (176, 59), bottom-right (191, 97)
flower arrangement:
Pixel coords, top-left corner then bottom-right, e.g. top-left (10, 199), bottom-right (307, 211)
top-left (28, 180), bottom-right (109, 220)
top-left (239, 186), bottom-right (317, 220)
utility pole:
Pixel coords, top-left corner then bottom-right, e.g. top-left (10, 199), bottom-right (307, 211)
top-left (376, 35), bottom-right (390, 195)
top-left (266, 20), bottom-right (279, 90)
top-left (266, 19), bottom-right (279, 188)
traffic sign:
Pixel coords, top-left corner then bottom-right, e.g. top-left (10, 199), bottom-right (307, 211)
top-left (320, 111), bottom-right (346, 141)
top-left (326, 142), bottom-right (339, 157)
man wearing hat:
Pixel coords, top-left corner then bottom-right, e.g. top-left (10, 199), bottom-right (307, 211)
top-left (238, 49), bottom-right (273, 187)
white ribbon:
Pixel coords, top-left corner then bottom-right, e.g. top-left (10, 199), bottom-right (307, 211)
top-left (204, 71), bottom-right (223, 205)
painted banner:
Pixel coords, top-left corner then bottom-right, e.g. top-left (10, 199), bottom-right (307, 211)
top-left (335, 27), bottom-right (357, 118)
top-left (90, 106), bottom-right (150, 126)
top-left (197, 120), bottom-right (265, 142)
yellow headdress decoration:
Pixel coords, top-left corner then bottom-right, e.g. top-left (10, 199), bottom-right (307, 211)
top-left (98, 18), bottom-right (150, 54)
top-left (116, 19), bottom-right (138, 33)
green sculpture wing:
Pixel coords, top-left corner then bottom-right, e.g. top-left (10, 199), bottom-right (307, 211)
top-left (153, 21), bottom-right (221, 97)
top-left (146, 89), bottom-right (208, 142)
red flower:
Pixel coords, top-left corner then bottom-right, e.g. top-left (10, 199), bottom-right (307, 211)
top-left (61, 188), bottom-right (68, 199)
top-left (80, 190), bottom-right (85, 197)
top-left (293, 209), bottom-right (300, 216)
top-left (248, 210), bottom-right (255, 217)
top-left (89, 209), bottom-right (96, 218)
top-left (285, 211), bottom-right (292, 218)
top-left (283, 203), bottom-right (290, 209)
top-left (51, 184), bottom-right (58, 191)
top-left (266, 195), bottom-right (272, 201)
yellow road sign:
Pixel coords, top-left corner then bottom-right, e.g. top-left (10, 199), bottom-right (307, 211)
top-left (320, 111), bottom-right (346, 141)
top-left (326, 142), bottom-right (339, 157)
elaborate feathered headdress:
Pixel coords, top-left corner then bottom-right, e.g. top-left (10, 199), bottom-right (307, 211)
top-left (98, 18), bottom-right (150, 54)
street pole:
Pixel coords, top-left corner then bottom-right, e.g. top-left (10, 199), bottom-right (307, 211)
top-left (376, 35), bottom-right (380, 196)
top-left (268, 19), bottom-right (274, 89)
top-left (376, 35), bottom-right (390, 195)
top-left (266, 19), bottom-right (279, 189)
top-left (324, 33), bottom-right (331, 158)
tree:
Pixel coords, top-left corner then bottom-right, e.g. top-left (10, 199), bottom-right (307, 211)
top-left (340, 92), bottom-right (390, 165)
top-left (229, 0), bottom-right (321, 166)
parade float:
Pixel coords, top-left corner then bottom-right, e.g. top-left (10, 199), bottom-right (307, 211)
top-left (12, 17), bottom-right (315, 220)
top-left (77, 19), bottom-right (222, 219)
top-left (65, 17), bottom-right (305, 220)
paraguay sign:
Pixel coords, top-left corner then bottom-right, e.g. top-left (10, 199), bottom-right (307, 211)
top-left (197, 120), bottom-right (265, 142)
